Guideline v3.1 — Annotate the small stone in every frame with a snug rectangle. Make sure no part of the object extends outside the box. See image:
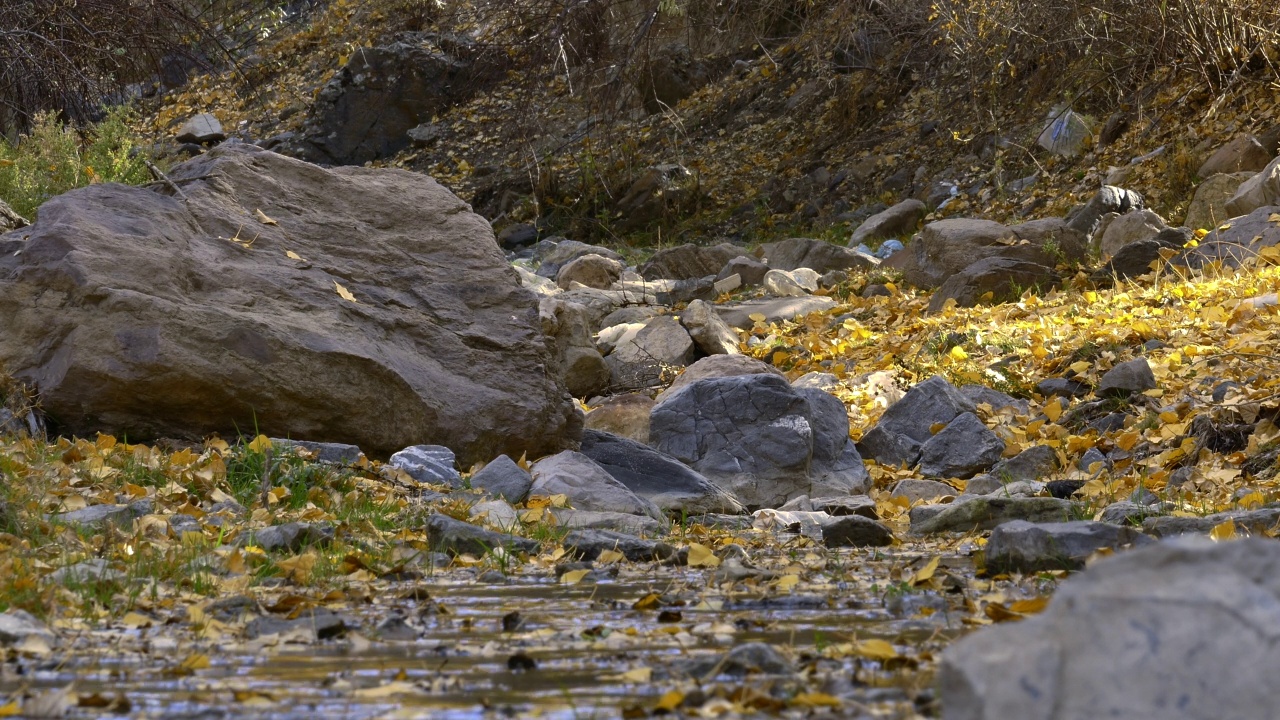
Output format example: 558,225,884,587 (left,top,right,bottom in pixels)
470,499,520,530
680,299,740,356
911,497,1077,534
822,515,895,547
244,522,334,552
556,253,624,290
271,438,364,464
686,642,795,678
55,504,137,529
0,610,55,647
175,113,225,144
891,478,959,503
1037,377,1091,398
1097,358,1156,397
562,529,678,562
1046,479,1086,499
389,445,462,487
49,559,125,585
425,514,540,556
984,520,1152,573
468,455,533,503
918,412,1005,478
